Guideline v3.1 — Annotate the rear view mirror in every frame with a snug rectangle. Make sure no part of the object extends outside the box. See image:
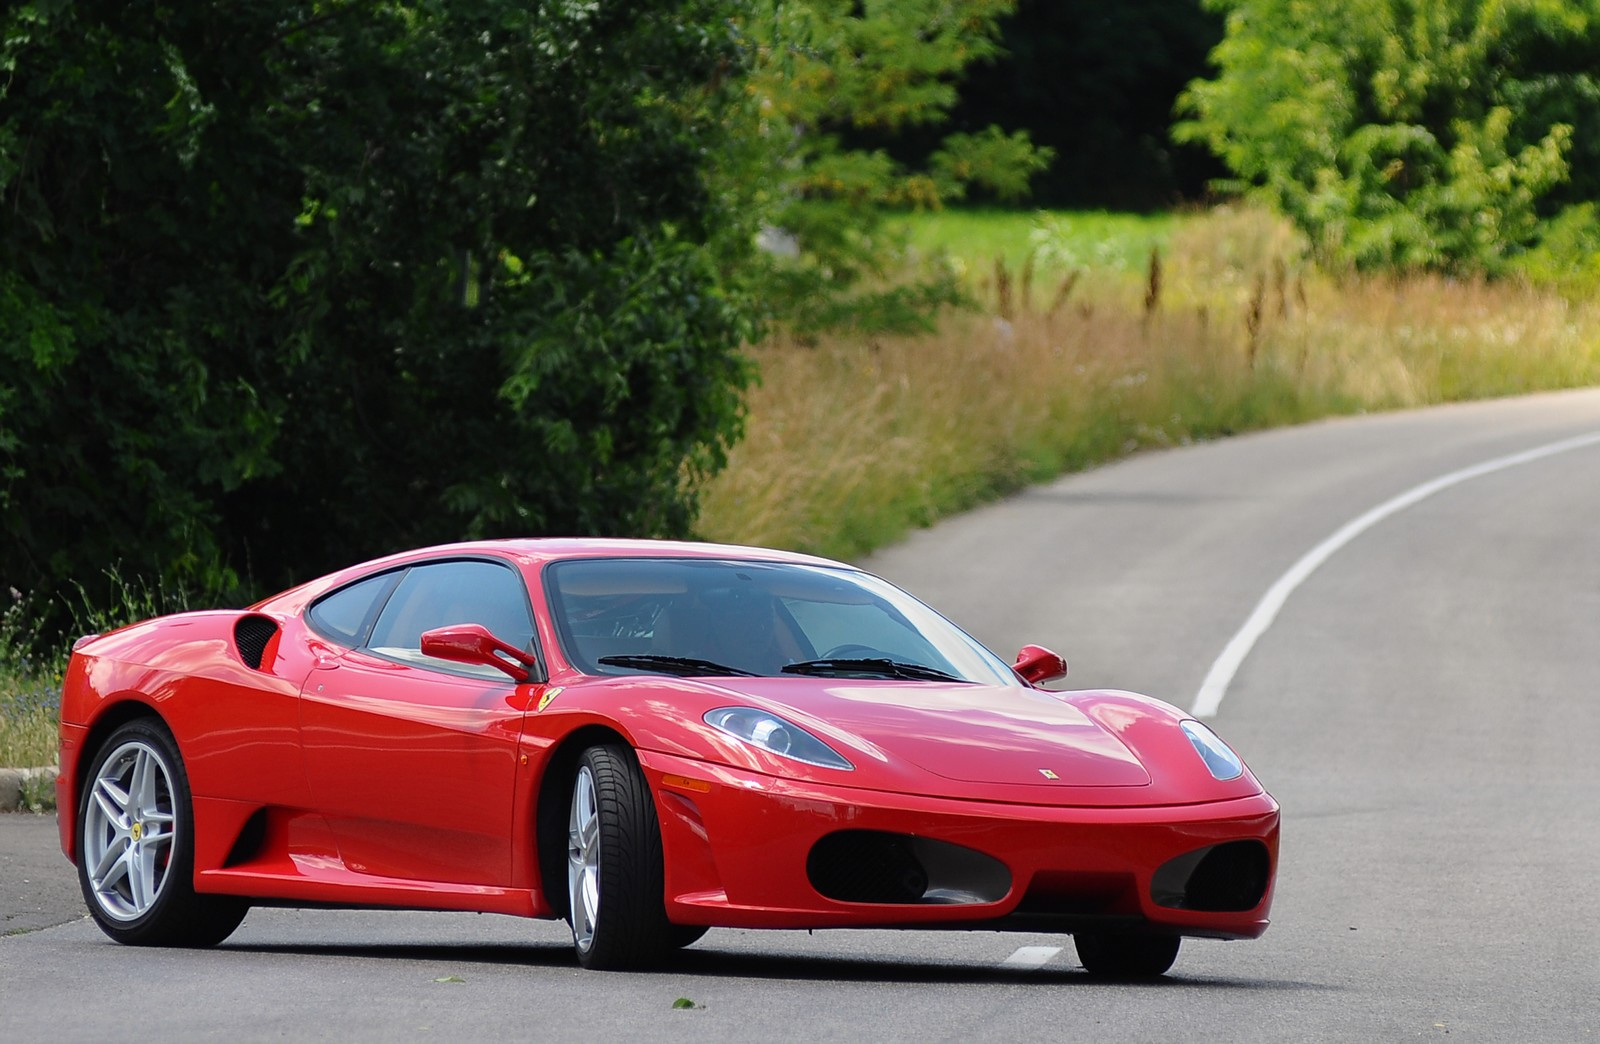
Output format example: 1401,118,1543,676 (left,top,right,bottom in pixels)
420,623,538,682
1012,644,1068,686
